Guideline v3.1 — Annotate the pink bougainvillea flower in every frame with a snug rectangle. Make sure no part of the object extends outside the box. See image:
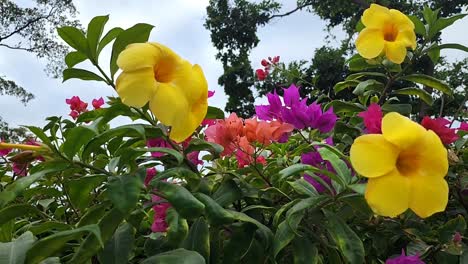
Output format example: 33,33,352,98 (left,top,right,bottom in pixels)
272,56,280,64
201,90,217,127
145,168,157,187
261,59,269,67
236,136,255,168
0,139,12,156
187,151,203,166
358,103,383,134
460,122,468,131
256,69,268,81
151,195,171,233
421,116,458,145
256,155,267,166
386,249,424,264
12,162,28,176
92,97,105,109
69,110,79,120
146,138,173,157
205,113,244,155
208,90,215,98
66,96,88,112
